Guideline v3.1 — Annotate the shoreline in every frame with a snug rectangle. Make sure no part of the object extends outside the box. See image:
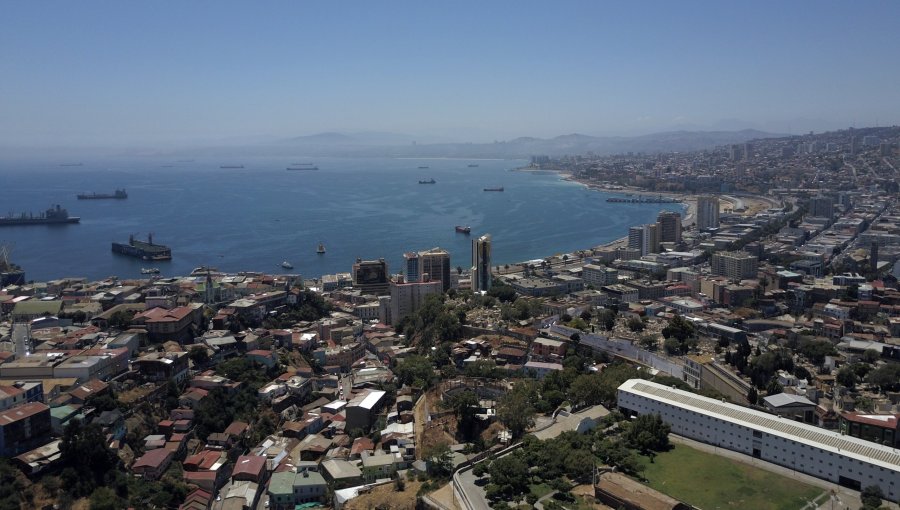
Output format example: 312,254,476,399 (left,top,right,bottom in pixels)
499,168,693,275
